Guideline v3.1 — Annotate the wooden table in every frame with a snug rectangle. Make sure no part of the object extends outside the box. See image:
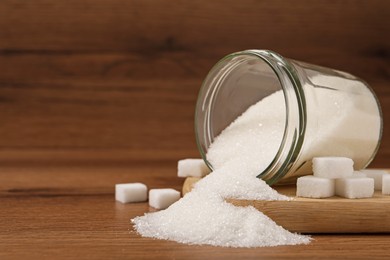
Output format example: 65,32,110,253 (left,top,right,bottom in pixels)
1,163,389,259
